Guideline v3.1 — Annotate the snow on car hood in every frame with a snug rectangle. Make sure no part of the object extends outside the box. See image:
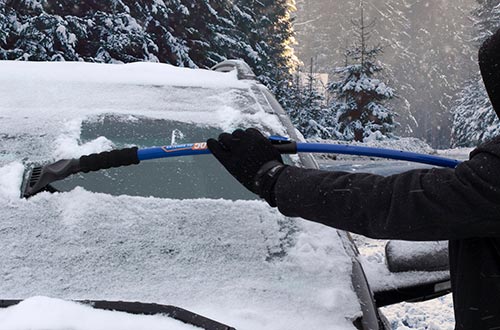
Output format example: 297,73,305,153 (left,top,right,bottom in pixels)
0,296,199,330
0,61,361,329
0,176,360,330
